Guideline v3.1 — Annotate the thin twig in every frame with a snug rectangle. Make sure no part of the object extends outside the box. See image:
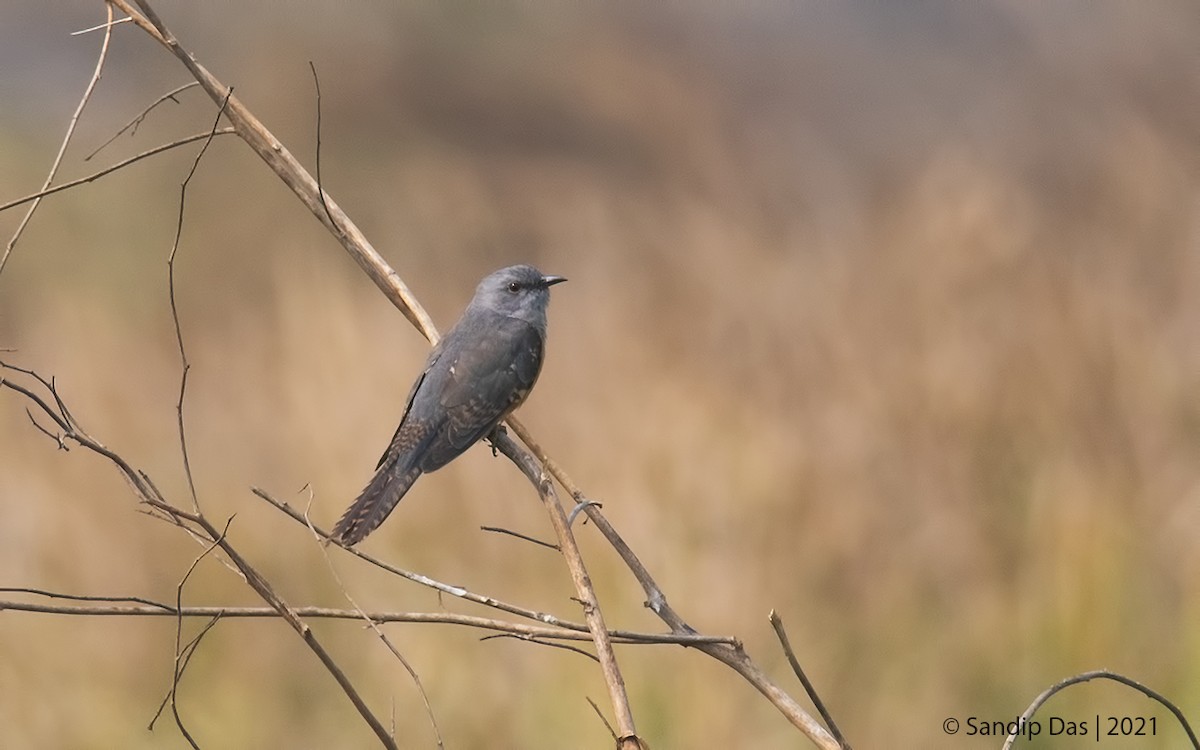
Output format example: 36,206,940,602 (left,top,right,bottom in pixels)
0,587,171,611
586,696,619,742
481,633,601,663
0,129,237,214
163,517,234,749
86,82,201,160
298,488,443,749
769,610,849,750
480,525,560,551
72,15,133,36
25,408,68,449
168,88,230,513
1001,670,1199,750
308,62,339,236
149,614,221,731
0,3,113,277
